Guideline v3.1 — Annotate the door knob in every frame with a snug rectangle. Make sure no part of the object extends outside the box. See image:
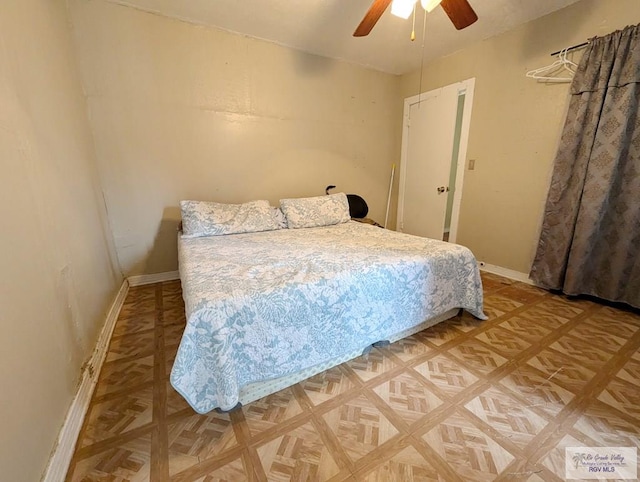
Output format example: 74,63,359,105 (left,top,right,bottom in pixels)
437,186,449,194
